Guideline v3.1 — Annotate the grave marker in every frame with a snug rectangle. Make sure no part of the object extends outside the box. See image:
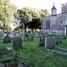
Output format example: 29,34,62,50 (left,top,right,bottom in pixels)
3,35,11,43
13,37,22,49
45,37,55,49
